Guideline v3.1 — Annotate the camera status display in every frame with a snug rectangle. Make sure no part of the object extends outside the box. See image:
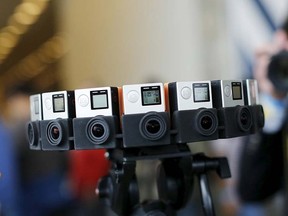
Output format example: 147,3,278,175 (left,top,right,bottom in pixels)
141,86,161,106
232,82,242,100
91,90,109,110
193,83,210,102
53,94,65,112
